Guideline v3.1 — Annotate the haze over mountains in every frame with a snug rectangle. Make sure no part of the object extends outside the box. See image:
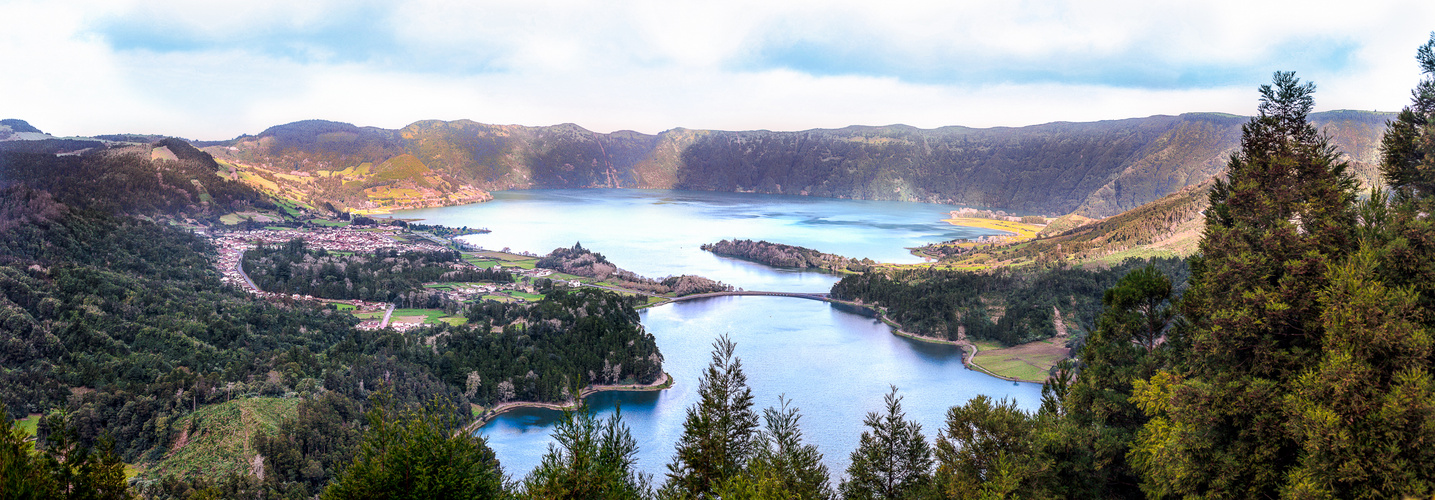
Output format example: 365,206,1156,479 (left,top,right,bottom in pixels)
3,111,1394,218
